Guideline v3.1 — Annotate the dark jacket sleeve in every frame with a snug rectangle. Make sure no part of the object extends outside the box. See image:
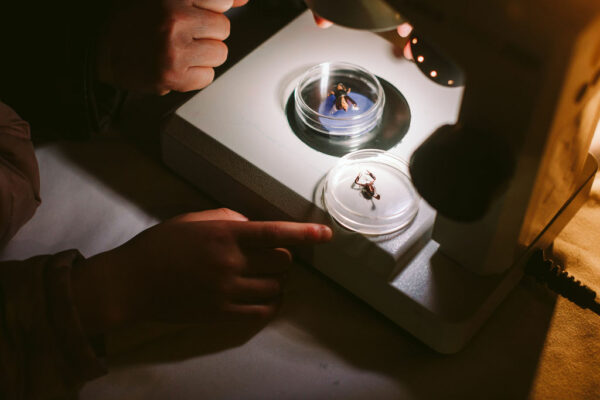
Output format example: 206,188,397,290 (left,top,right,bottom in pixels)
0,102,106,398
0,250,107,400
0,102,40,245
